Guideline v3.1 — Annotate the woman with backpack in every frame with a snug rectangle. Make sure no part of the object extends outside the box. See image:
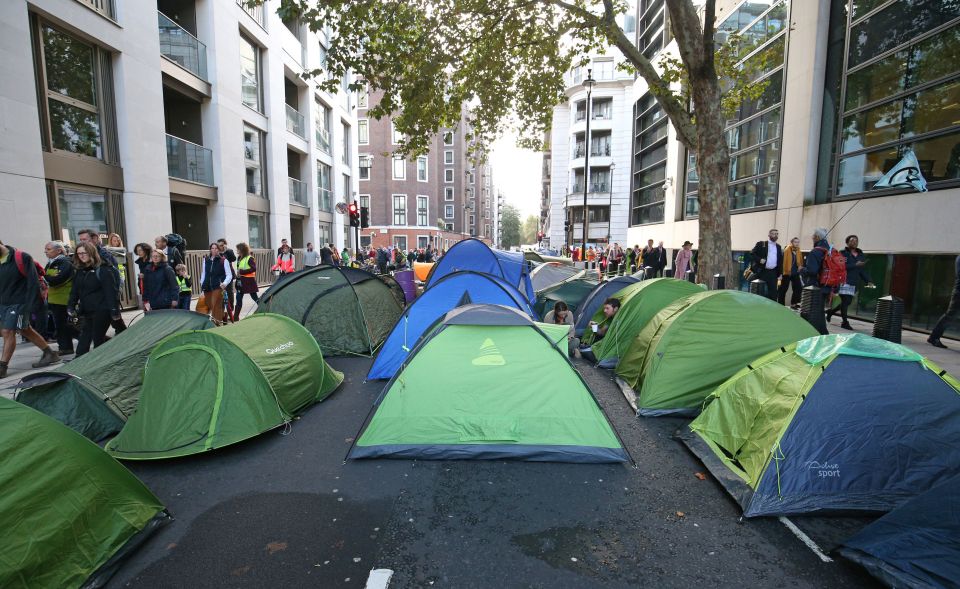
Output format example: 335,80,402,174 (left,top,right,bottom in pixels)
68,242,119,357
272,244,295,276
141,250,179,312
234,242,259,321
200,243,233,325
